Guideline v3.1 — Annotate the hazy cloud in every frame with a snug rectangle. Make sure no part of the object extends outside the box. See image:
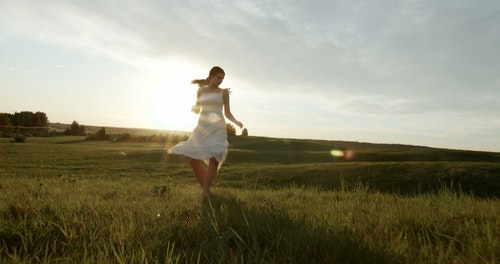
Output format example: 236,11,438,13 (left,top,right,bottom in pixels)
1,0,499,151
